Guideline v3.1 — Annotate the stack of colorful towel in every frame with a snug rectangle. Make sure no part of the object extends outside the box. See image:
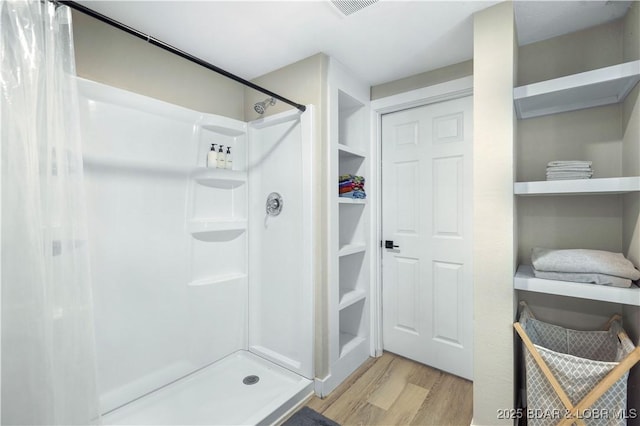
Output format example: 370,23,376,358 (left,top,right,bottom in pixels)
546,160,593,180
339,174,366,199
